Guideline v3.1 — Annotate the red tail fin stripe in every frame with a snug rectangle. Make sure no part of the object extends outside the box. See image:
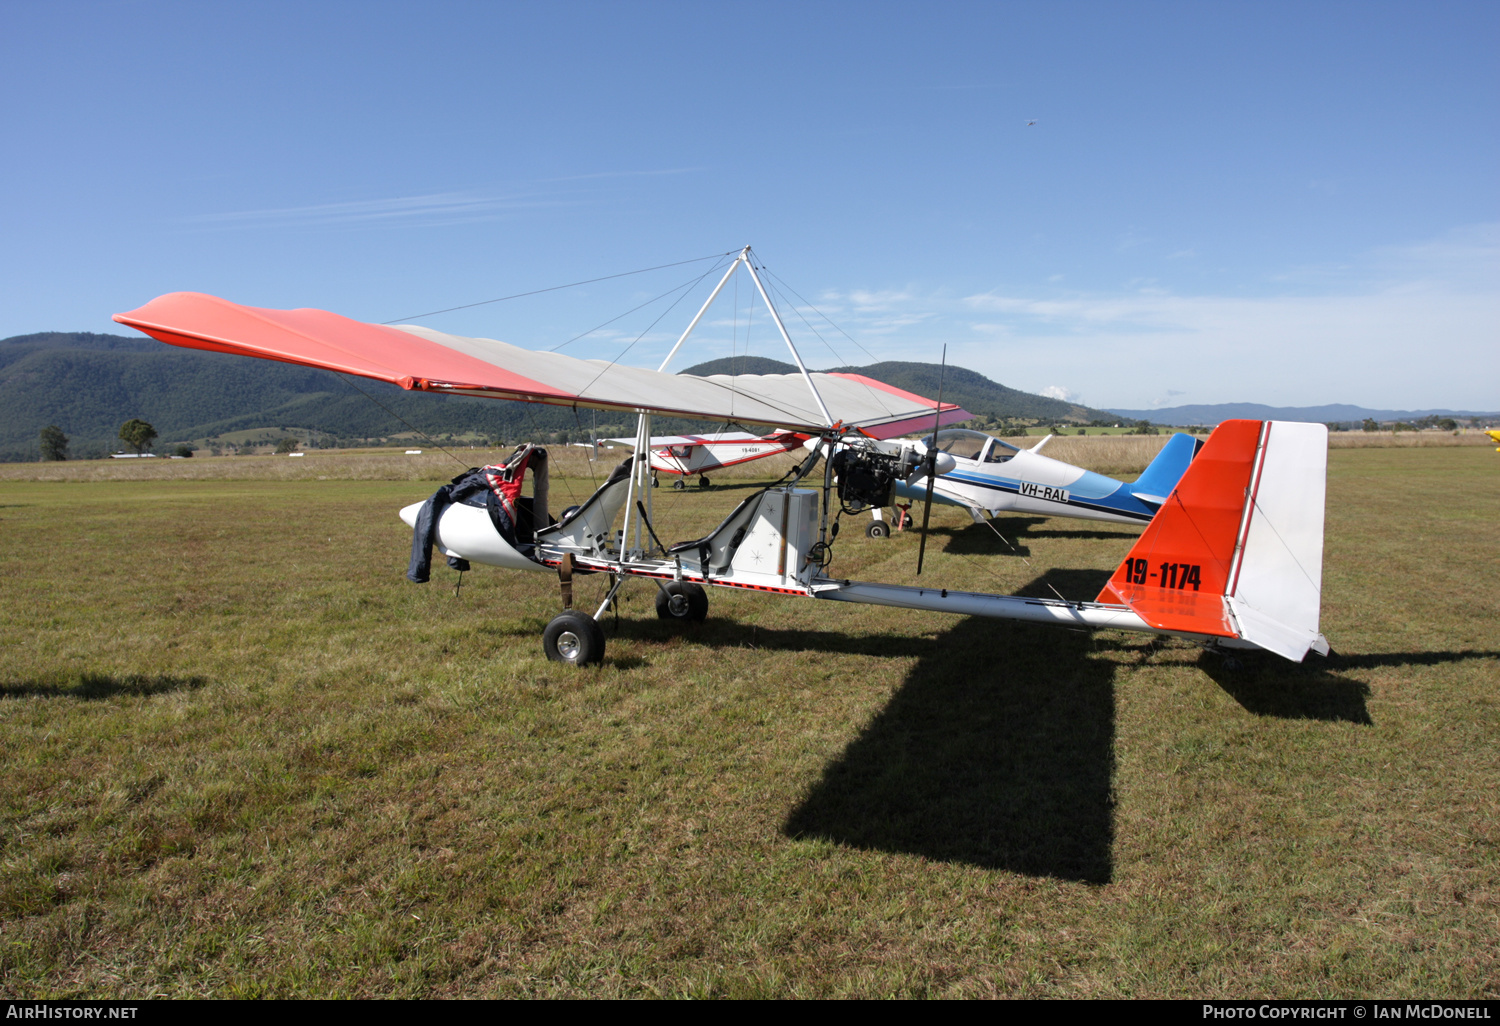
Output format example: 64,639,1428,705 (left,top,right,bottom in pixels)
1225,421,1272,600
